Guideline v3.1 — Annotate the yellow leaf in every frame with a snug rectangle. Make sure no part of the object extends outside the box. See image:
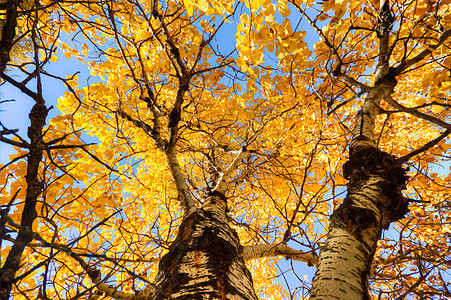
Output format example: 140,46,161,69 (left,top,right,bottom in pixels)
200,0,209,12
288,42,301,55
277,51,286,60
184,0,194,16
441,81,451,88
252,0,263,10
431,105,444,114
317,12,329,21
225,4,233,14
39,49,46,61
265,15,275,23
236,56,245,67
61,42,70,51
240,14,249,24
